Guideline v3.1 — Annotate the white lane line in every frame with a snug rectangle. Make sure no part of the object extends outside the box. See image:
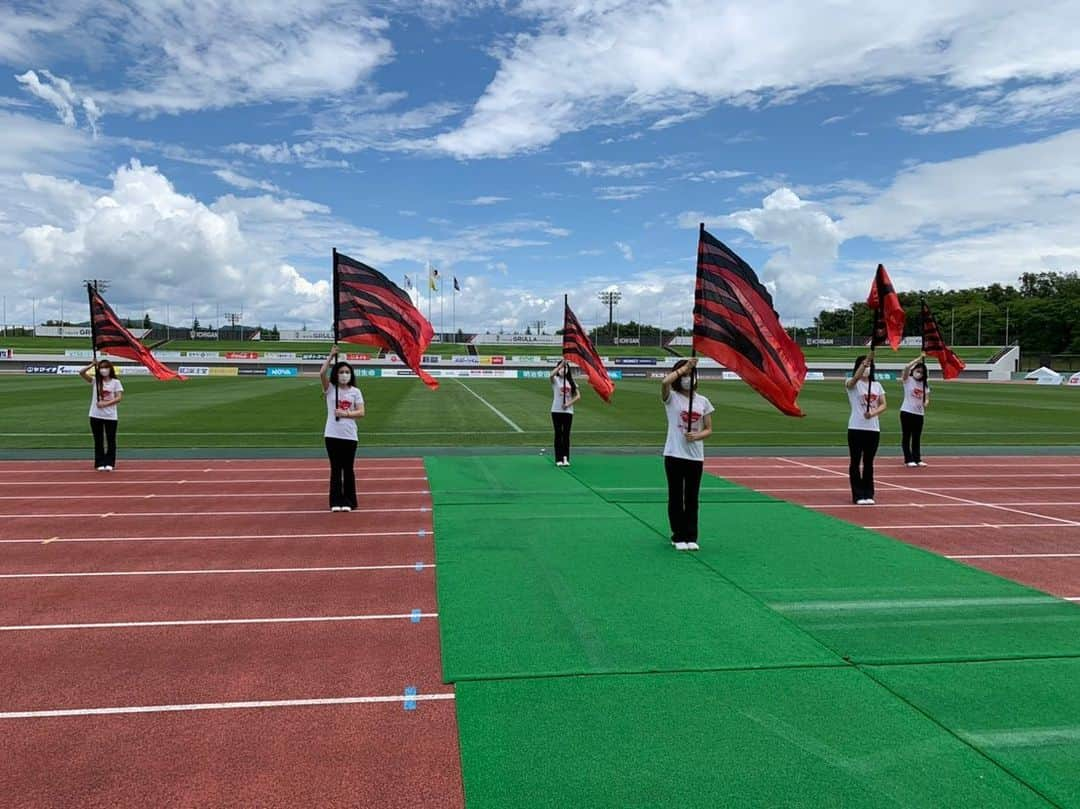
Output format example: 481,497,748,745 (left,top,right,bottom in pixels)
0,564,434,579
771,596,1059,612
0,693,456,720
0,613,439,632
756,486,1080,493
718,473,1080,480
454,381,524,433
808,502,1080,509
864,523,1080,530
0,507,431,519
0,477,428,486
0,530,431,545
776,458,1080,527
0,490,431,501
0,464,425,475
948,553,1080,559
